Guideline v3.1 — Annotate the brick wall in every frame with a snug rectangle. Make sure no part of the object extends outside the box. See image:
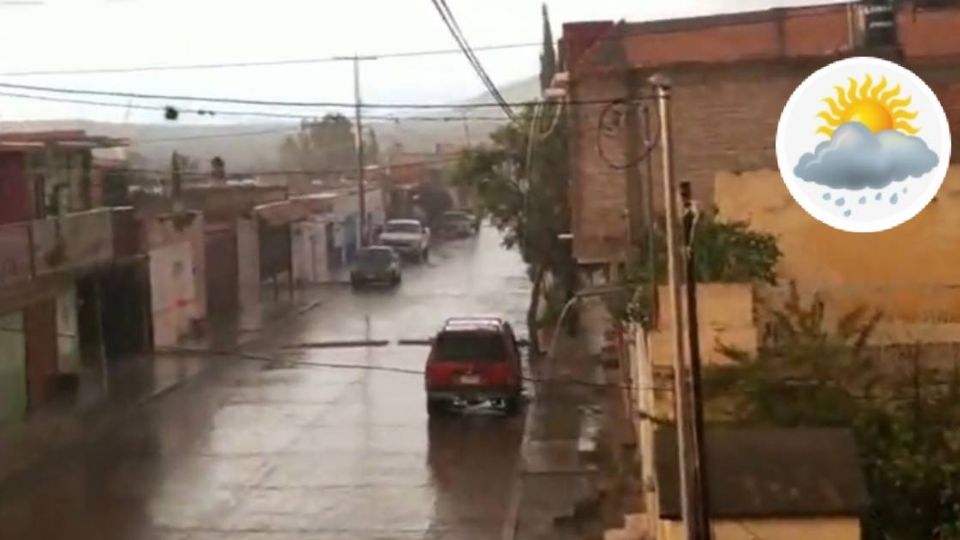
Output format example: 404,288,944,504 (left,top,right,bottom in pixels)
565,2,960,265
620,4,852,69
898,5,960,62
568,73,631,263
650,61,820,208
